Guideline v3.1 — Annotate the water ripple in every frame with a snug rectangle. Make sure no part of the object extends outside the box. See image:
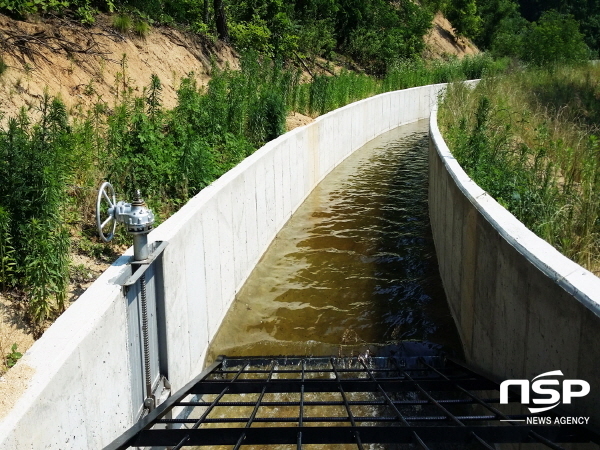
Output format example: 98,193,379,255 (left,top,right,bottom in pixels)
207,119,461,360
